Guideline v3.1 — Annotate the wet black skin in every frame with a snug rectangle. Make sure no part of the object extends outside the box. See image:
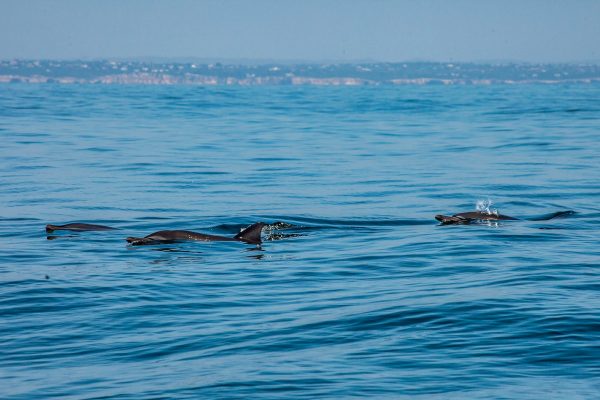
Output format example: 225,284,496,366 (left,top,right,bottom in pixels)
126,222,266,246
46,223,117,233
435,211,518,225
435,210,575,225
